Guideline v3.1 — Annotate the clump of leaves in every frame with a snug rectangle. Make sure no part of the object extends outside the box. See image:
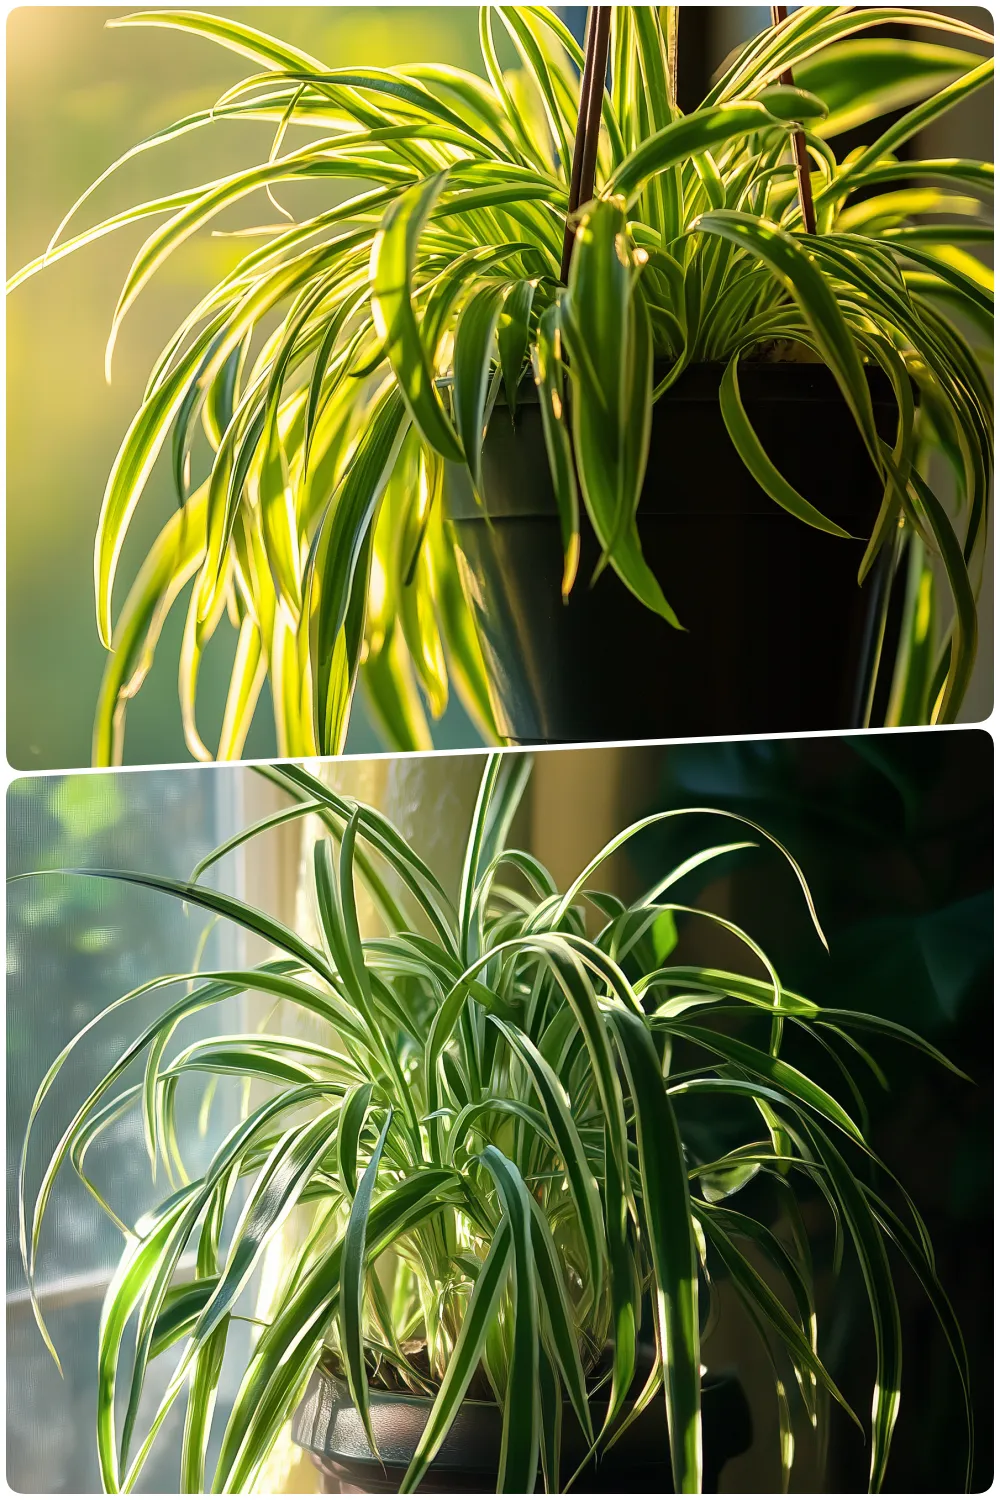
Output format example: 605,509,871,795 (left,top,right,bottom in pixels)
17,755,971,1492
8,8,993,757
